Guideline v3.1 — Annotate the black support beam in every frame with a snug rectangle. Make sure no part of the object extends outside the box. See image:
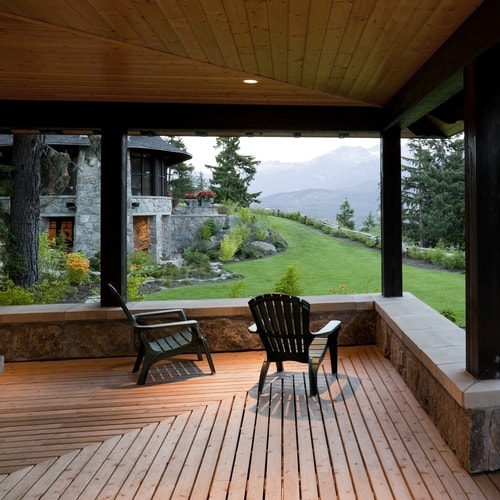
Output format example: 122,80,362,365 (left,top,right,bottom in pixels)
380,126,403,297
464,45,500,379
0,102,381,137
